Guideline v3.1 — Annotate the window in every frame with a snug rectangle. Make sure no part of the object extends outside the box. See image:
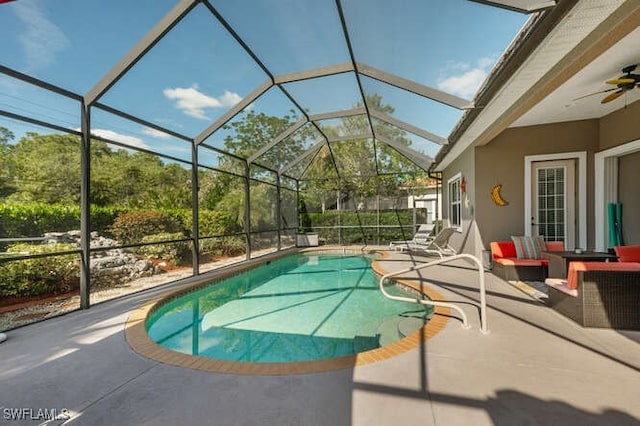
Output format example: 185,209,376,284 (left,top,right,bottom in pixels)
448,173,462,228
